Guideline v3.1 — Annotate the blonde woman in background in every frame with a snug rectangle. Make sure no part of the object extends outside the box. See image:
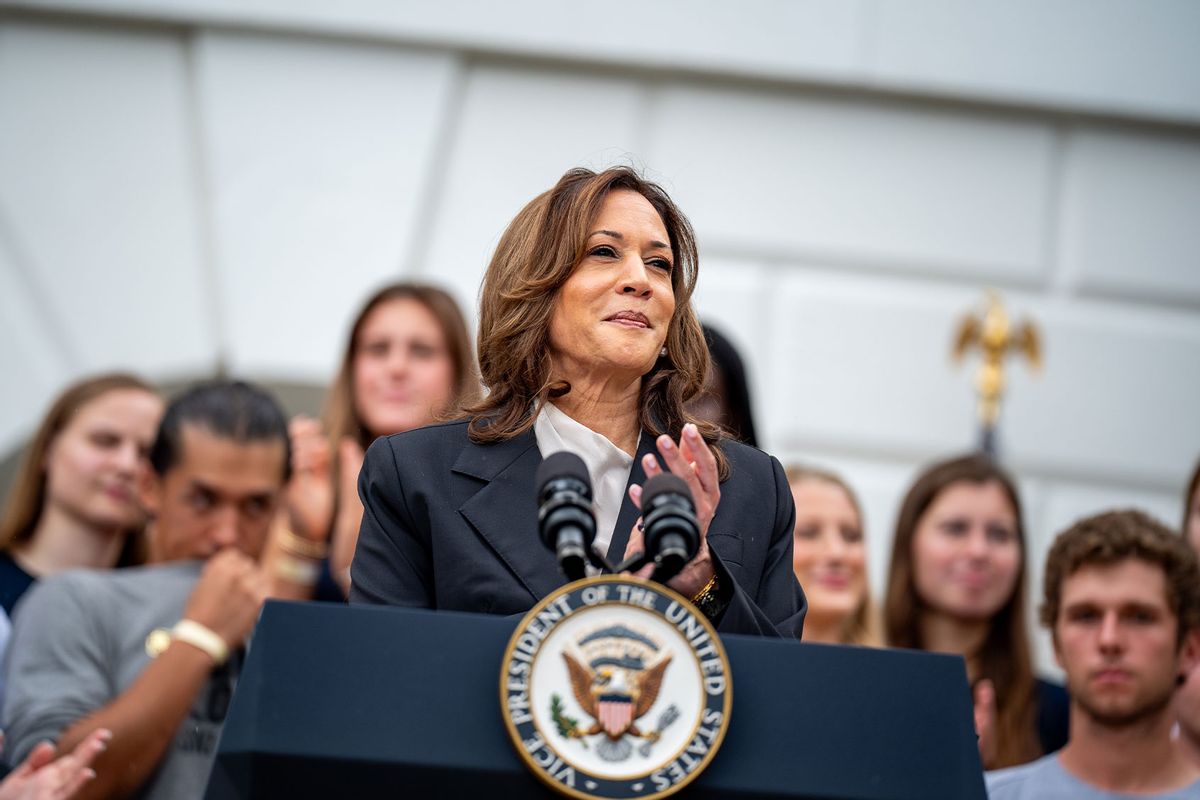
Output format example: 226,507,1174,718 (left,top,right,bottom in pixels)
267,282,478,600
786,466,880,646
